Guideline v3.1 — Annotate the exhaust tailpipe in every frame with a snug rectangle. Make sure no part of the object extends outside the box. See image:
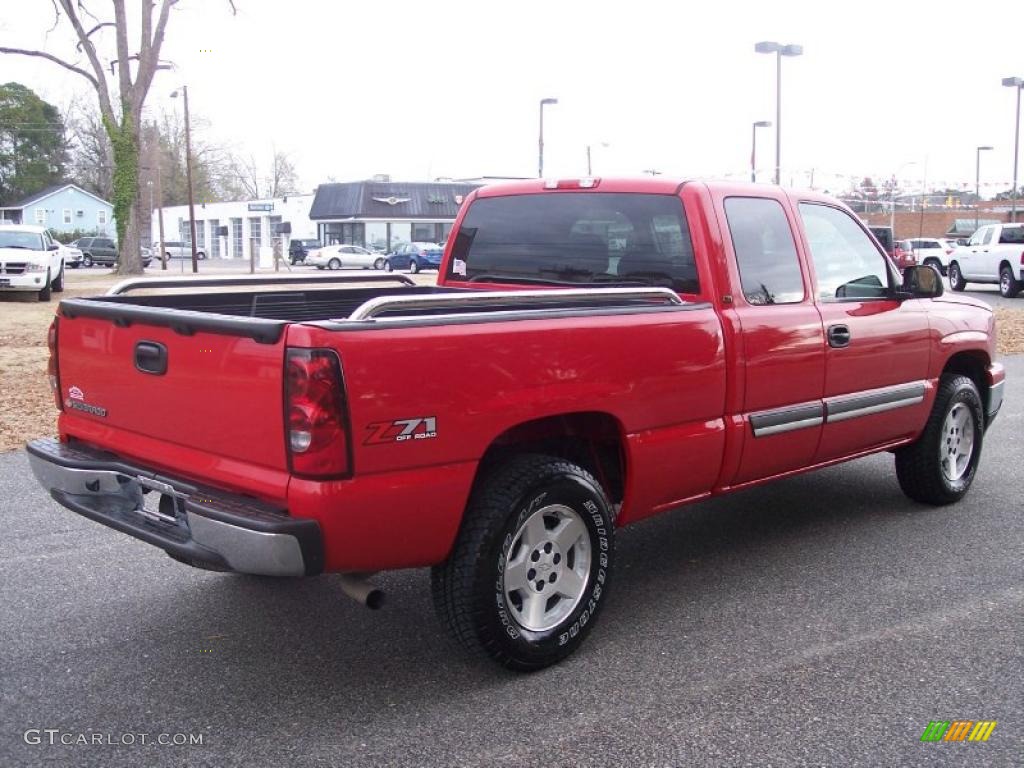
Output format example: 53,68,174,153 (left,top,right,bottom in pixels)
337,573,385,609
